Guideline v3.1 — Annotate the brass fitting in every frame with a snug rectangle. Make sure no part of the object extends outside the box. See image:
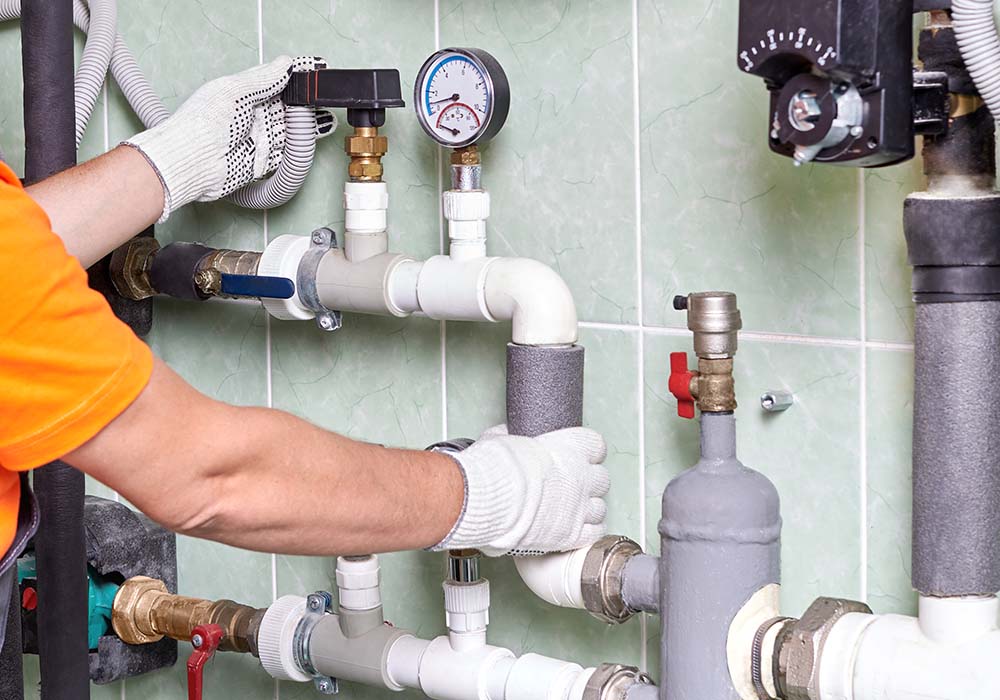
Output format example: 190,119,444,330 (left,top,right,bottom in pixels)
112,576,264,654
450,145,481,166
690,358,736,413
194,249,261,298
110,237,160,301
346,126,388,181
